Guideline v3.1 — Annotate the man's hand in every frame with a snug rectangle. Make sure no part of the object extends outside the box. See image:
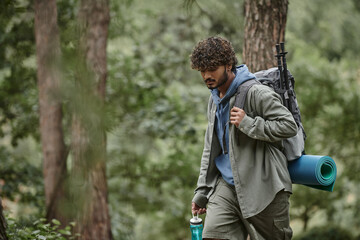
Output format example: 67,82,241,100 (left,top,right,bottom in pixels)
230,107,246,128
192,202,206,215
